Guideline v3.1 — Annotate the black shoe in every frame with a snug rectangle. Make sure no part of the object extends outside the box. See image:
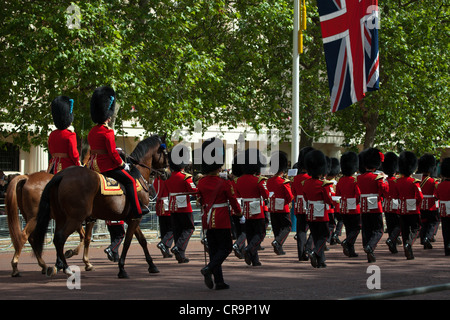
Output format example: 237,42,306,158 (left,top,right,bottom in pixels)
423,238,433,250
243,248,252,266
365,246,376,263
157,242,172,258
404,244,414,260
342,240,350,257
171,246,183,263
318,262,327,268
386,238,398,254
233,244,243,259
201,267,214,289
310,252,318,268
215,282,230,290
104,247,114,262
252,261,262,267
